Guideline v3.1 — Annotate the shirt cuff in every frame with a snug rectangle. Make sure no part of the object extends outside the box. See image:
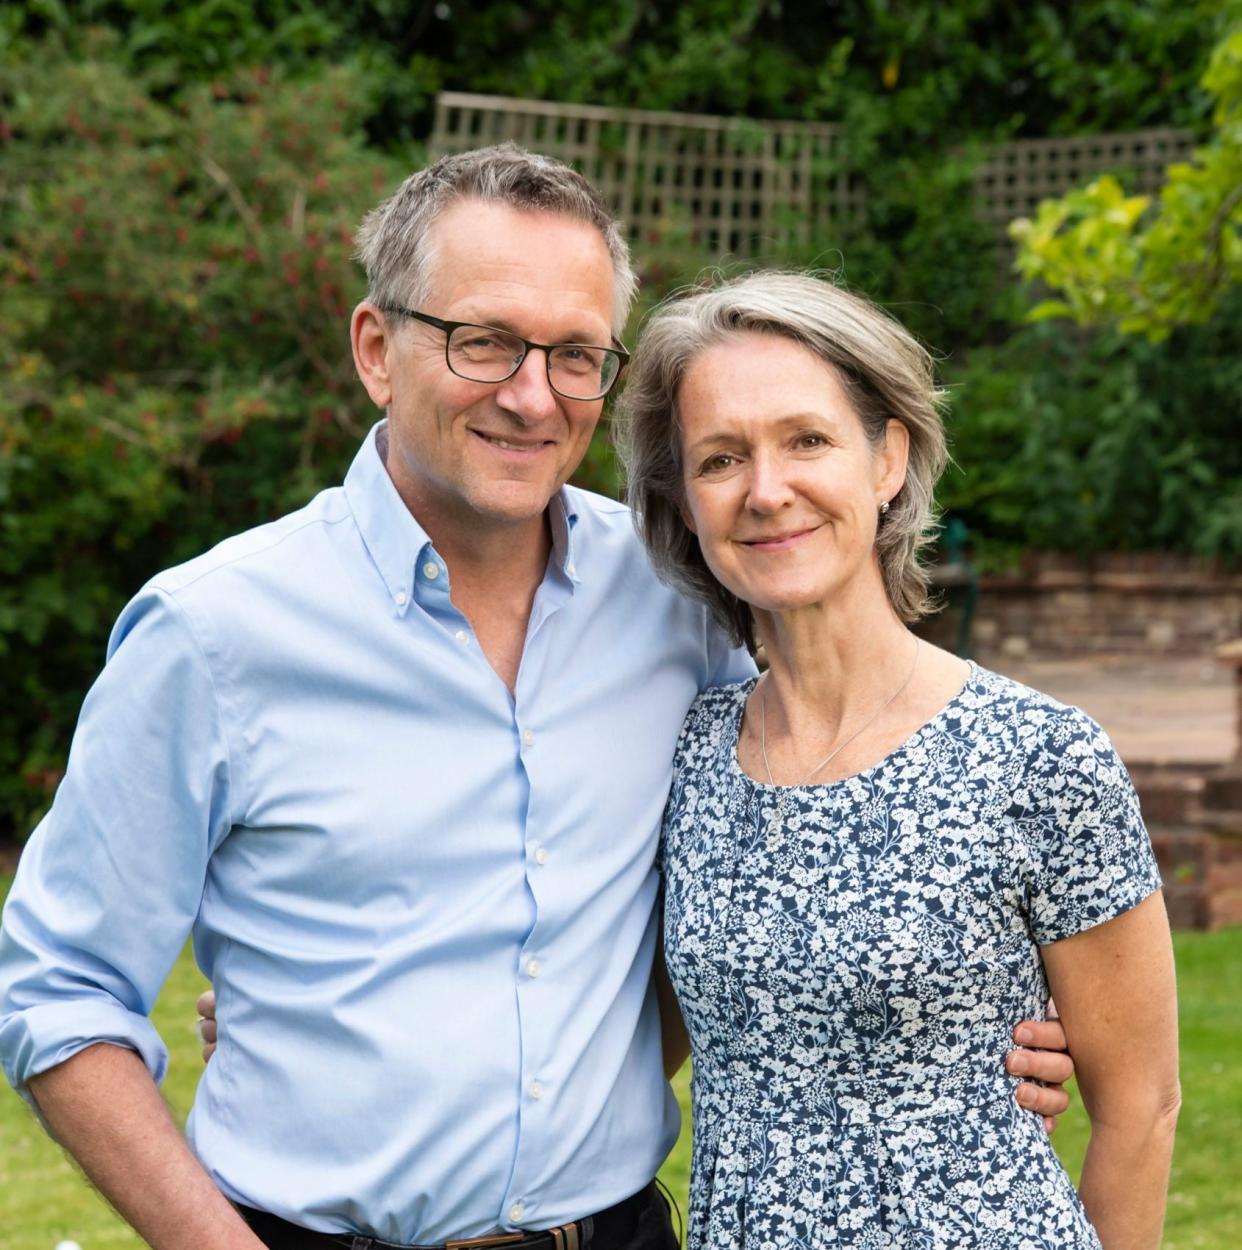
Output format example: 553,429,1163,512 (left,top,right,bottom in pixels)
1,997,169,1108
